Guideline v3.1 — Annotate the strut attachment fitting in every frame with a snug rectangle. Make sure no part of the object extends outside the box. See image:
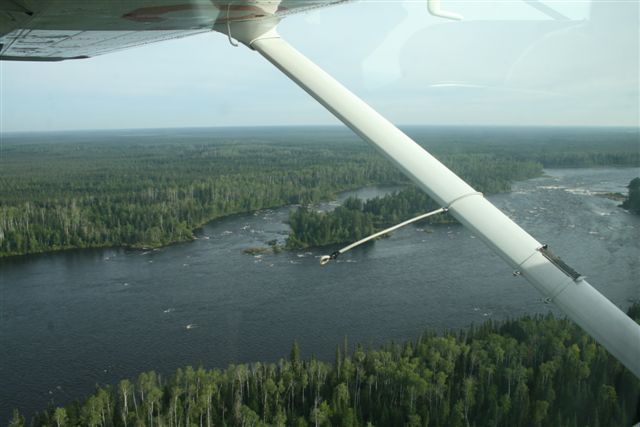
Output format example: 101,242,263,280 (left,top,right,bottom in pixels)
538,244,584,281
